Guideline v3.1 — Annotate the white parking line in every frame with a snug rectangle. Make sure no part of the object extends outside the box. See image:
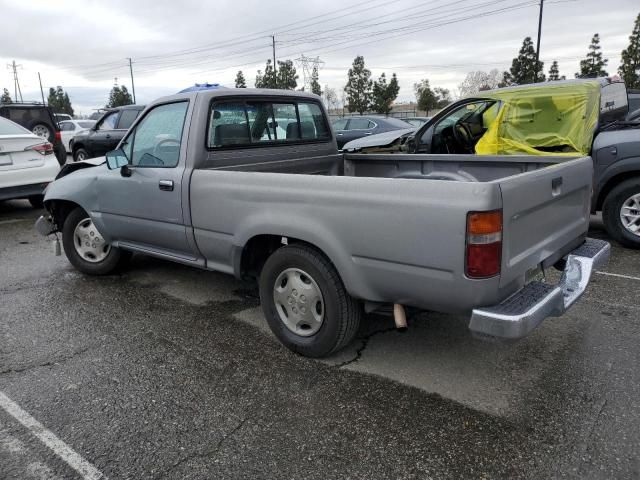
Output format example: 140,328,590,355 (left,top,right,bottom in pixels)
0,392,105,480
596,271,640,282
